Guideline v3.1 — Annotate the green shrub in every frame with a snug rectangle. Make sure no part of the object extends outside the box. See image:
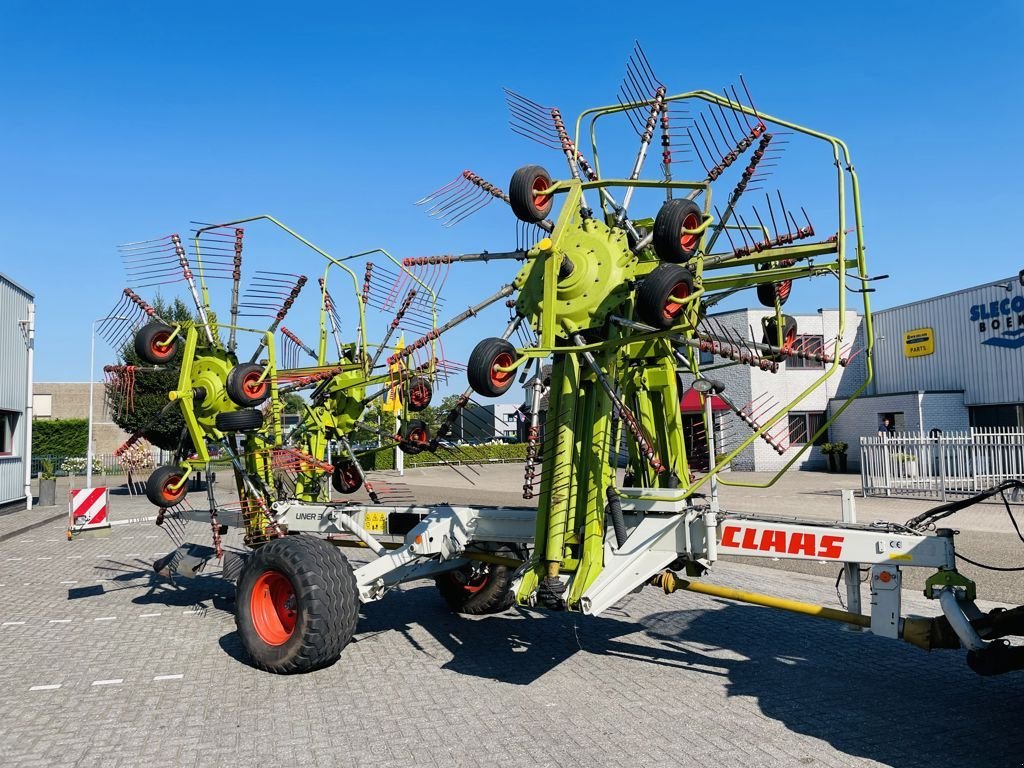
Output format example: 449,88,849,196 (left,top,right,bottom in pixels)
369,441,527,470
33,419,89,456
